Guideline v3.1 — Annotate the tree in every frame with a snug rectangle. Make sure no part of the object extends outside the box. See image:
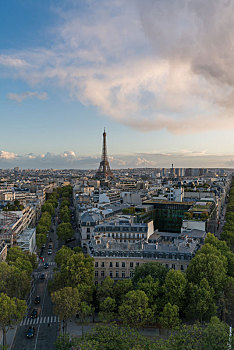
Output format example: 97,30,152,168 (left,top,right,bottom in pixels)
205,233,234,277
202,316,230,350
133,262,168,286
6,247,34,275
36,233,47,249
57,223,74,241
42,202,55,216
51,287,80,334
186,243,227,293
75,324,151,350
99,297,116,323
185,278,216,322
163,270,187,310
77,302,92,338
55,246,74,267
113,279,133,306
136,275,159,306
0,293,26,347
0,263,31,299
119,290,153,328
96,277,114,304
159,303,180,330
